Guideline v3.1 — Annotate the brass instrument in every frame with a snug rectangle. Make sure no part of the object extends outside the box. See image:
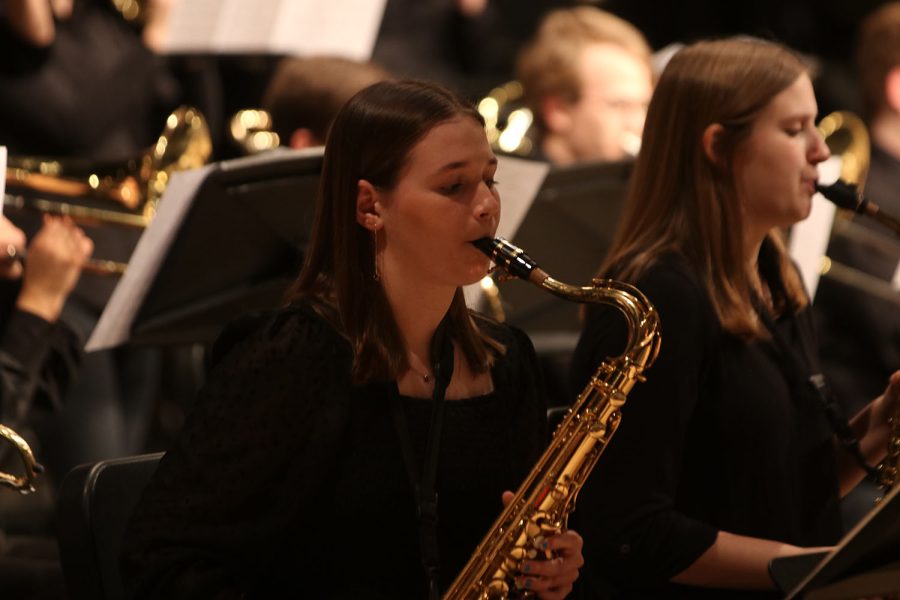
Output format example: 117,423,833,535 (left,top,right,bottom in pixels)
0,424,42,494
444,237,660,599
478,81,535,157
874,407,900,492
229,109,281,155
817,111,869,187
3,106,212,274
815,112,900,494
